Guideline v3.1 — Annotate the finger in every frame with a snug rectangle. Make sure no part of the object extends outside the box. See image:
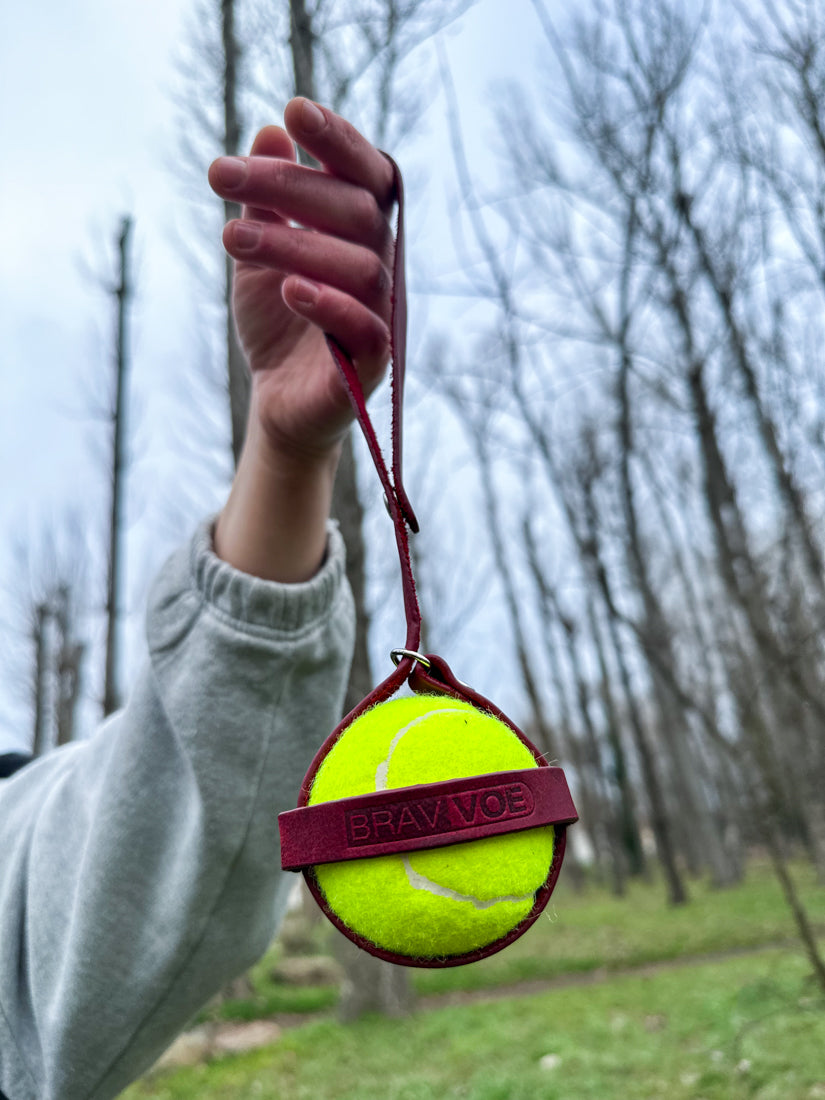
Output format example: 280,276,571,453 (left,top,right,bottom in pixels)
248,124,294,158
243,126,296,222
282,276,389,396
209,125,297,226
283,98,395,210
209,157,392,257
222,219,391,321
